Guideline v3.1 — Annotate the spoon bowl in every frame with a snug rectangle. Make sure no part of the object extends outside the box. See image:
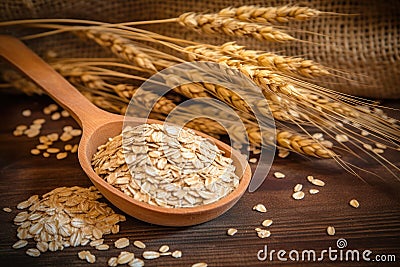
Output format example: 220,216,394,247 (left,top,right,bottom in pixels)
0,35,252,226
